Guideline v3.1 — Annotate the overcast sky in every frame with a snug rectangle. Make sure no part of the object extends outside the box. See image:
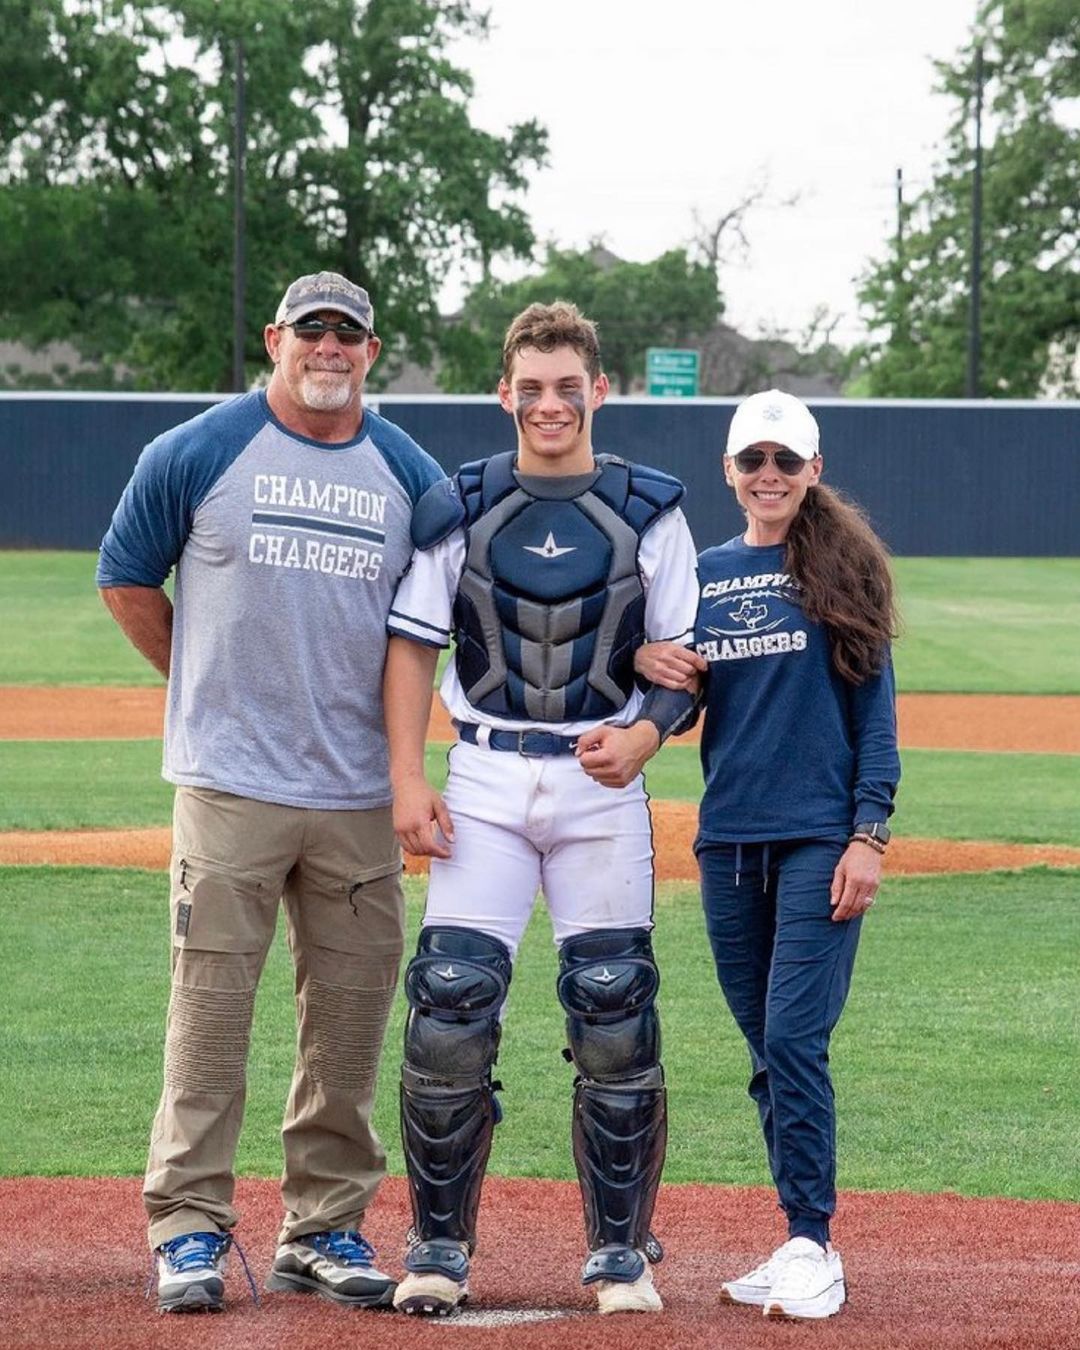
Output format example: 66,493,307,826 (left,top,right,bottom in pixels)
447,1,979,346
